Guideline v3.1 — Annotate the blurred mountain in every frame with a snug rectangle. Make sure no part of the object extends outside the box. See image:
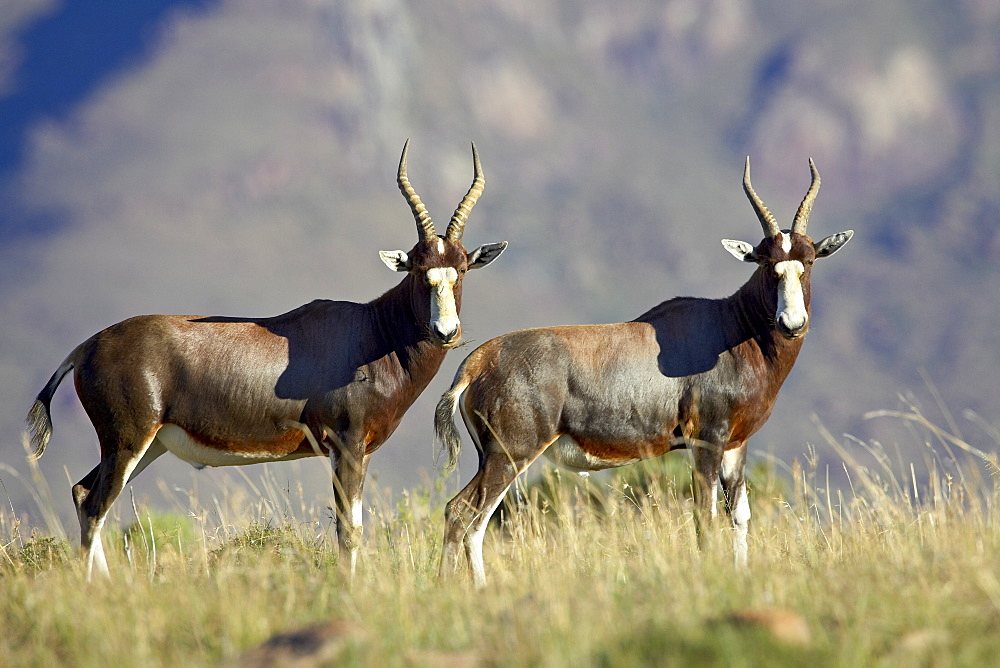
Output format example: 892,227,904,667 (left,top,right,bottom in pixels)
1,0,997,528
